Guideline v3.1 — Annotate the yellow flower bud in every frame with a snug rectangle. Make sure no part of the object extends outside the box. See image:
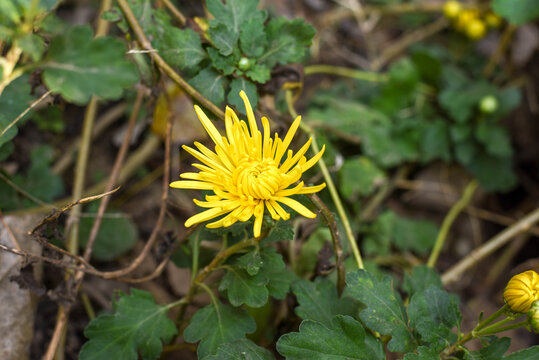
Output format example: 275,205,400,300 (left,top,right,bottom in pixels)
485,12,503,28
504,270,539,313
465,19,487,40
529,301,539,333
455,9,479,32
443,1,462,19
